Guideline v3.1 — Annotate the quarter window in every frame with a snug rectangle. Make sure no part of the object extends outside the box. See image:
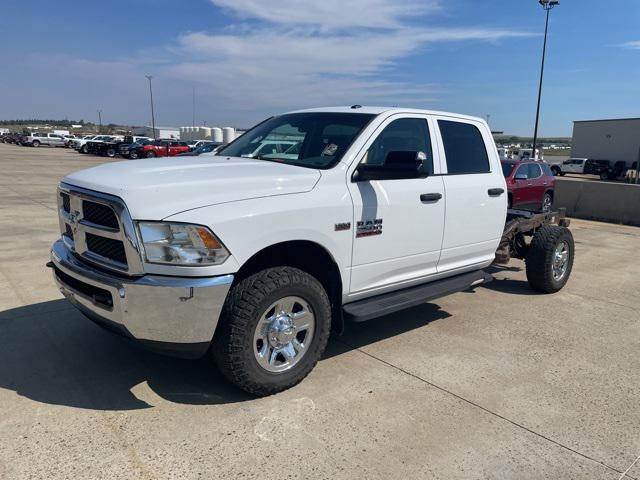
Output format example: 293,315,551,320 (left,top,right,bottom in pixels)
438,120,490,174
364,118,433,174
